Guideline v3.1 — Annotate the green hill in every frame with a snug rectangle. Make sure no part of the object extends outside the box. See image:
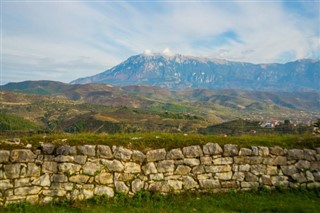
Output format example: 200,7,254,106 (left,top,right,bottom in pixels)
0,113,39,131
